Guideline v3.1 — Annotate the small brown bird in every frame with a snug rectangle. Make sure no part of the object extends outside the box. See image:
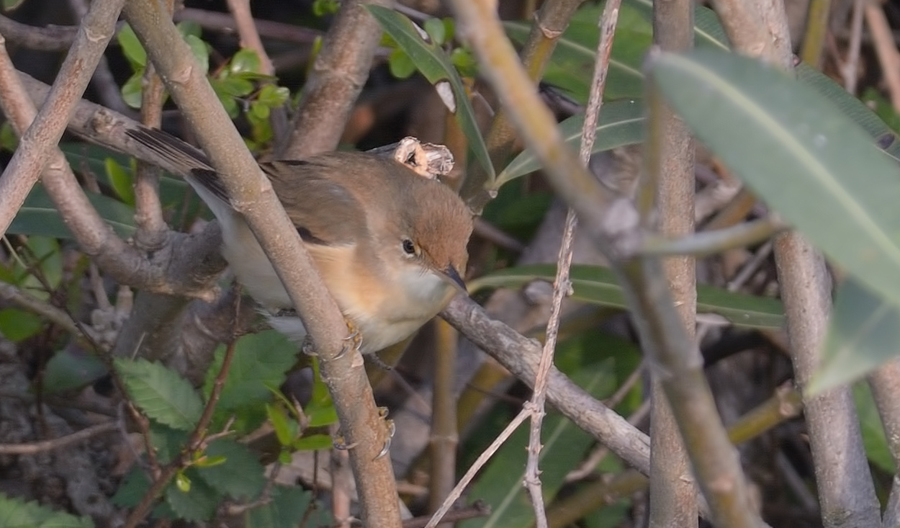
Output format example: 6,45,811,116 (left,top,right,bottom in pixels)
127,128,474,354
